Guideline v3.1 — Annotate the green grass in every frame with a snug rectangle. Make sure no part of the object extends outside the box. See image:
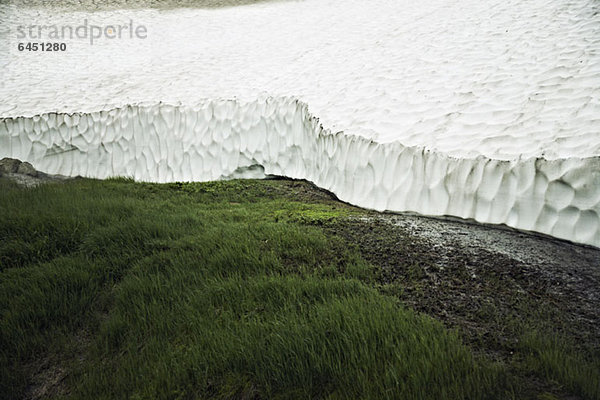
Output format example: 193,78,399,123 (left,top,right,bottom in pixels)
0,178,597,399
519,331,600,400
